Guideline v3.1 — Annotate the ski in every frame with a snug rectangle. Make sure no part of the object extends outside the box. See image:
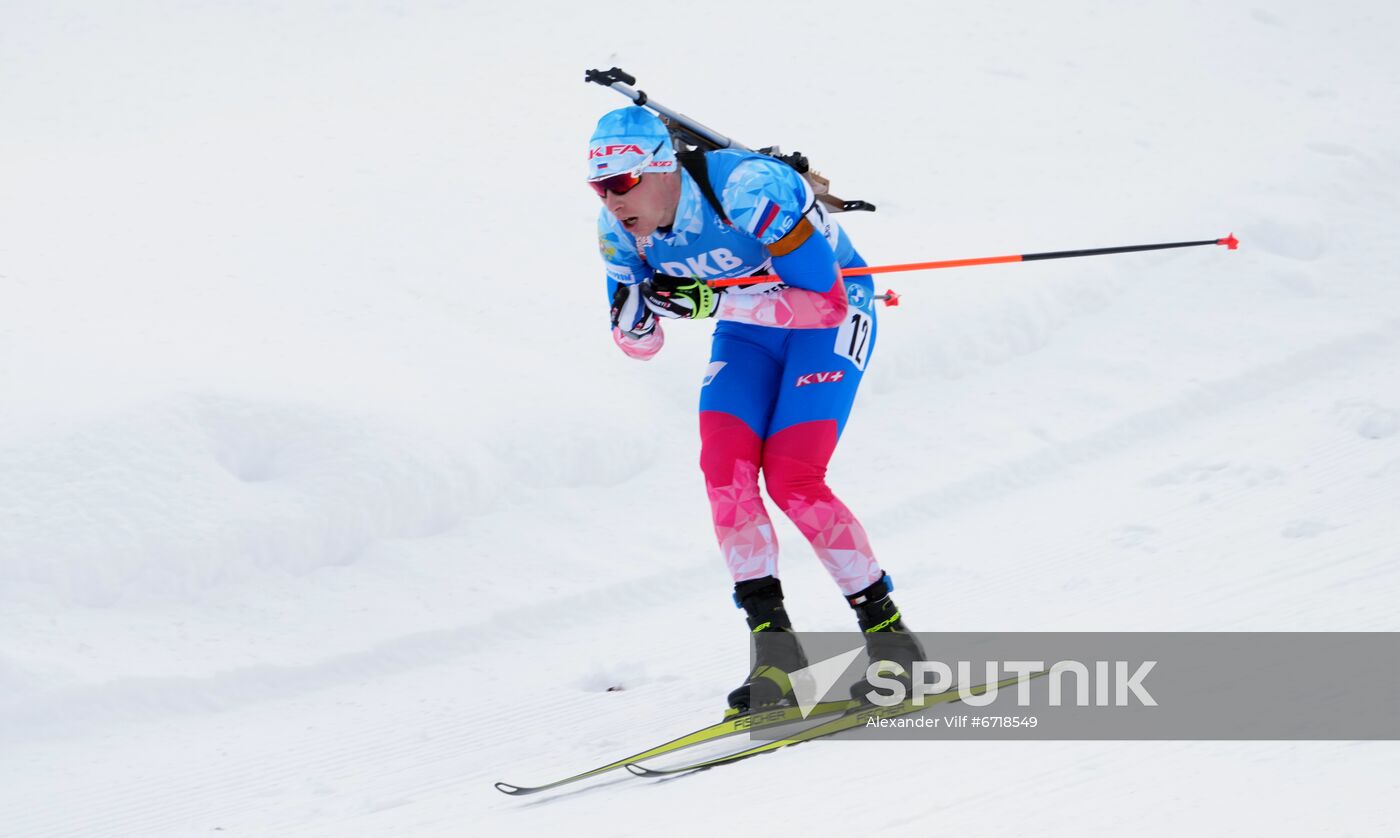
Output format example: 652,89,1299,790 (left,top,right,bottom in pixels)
494,698,855,796
625,671,1044,778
